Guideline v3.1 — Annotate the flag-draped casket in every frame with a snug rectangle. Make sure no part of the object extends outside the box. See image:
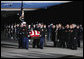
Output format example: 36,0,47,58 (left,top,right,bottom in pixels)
29,30,40,39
